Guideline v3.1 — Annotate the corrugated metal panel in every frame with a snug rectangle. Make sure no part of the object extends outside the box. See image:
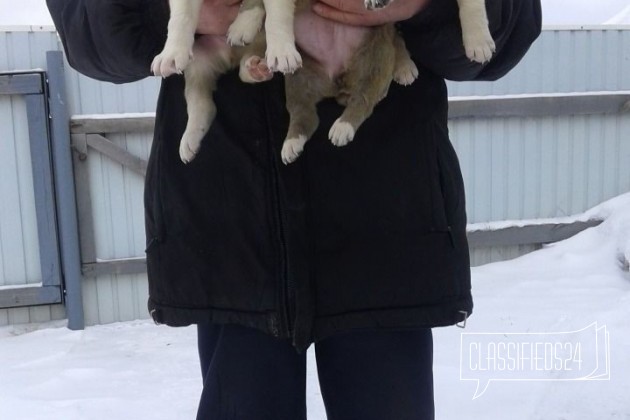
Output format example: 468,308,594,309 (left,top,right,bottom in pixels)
453,111,630,266
4,30,627,107
82,274,148,326
0,95,41,288
0,94,66,325
445,28,630,266
65,69,160,115
0,30,158,325
0,31,67,324
447,29,630,96
82,132,152,325
89,132,151,259
2,29,629,324
450,113,630,223
0,31,161,115
0,30,57,70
